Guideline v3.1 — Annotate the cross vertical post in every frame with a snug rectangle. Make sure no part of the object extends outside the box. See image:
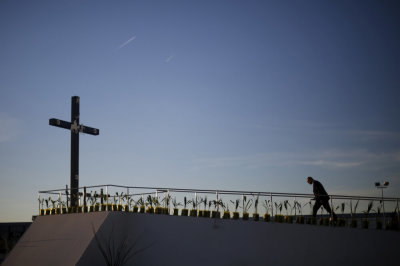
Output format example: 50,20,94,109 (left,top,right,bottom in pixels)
71,96,79,207
49,96,99,208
